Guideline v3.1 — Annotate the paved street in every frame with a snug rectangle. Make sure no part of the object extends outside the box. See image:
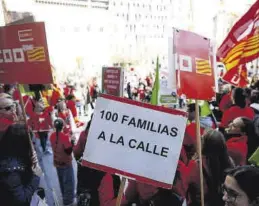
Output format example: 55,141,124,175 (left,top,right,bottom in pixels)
35,109,92,206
